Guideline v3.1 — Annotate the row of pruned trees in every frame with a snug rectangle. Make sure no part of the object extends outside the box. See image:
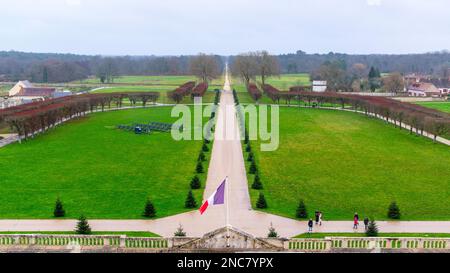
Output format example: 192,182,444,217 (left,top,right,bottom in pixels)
261,84,450,140
0,92,160,139
167,81,196,103
247,83,262,101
